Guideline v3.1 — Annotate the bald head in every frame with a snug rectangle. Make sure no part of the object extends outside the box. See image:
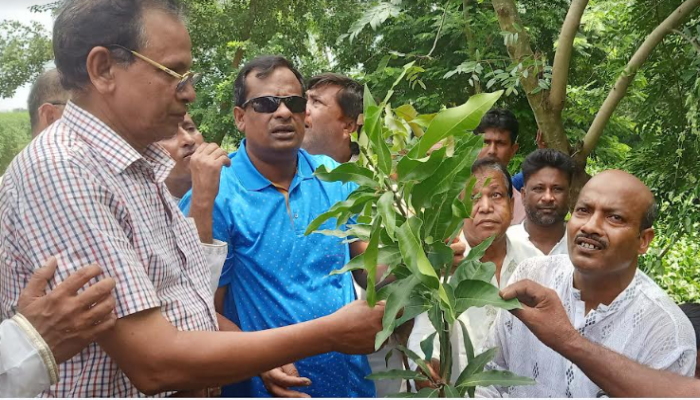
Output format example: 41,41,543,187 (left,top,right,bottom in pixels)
583,170,657,231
